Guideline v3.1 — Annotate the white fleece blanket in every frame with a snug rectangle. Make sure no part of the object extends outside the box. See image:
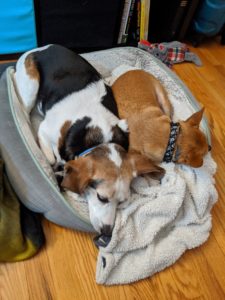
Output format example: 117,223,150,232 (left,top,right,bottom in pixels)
96,66,218,285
